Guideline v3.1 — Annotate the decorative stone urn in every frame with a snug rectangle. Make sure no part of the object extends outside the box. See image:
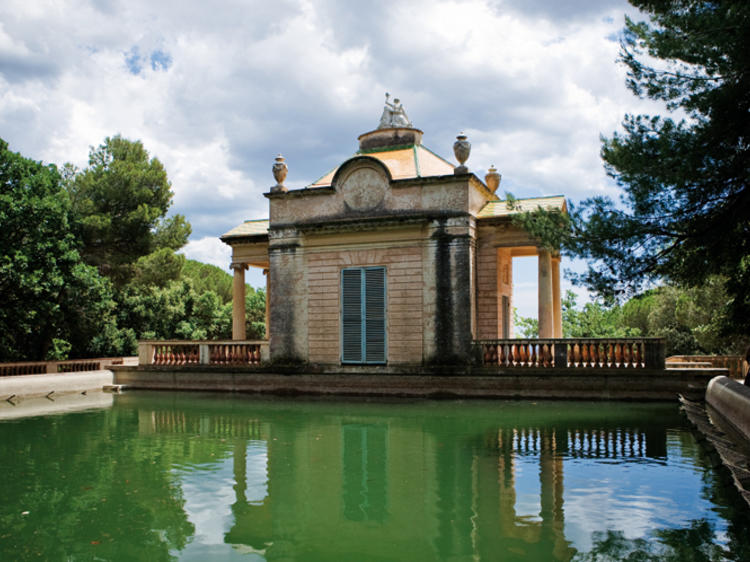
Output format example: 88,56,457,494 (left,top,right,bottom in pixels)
485,165,501,192
453,133,470,174
271,154,288,193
